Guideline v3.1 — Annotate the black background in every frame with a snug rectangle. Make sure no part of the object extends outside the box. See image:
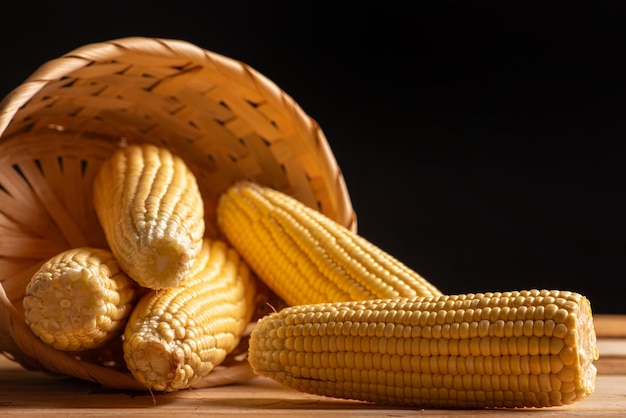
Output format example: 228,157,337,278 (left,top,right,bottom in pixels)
1,3,624,313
